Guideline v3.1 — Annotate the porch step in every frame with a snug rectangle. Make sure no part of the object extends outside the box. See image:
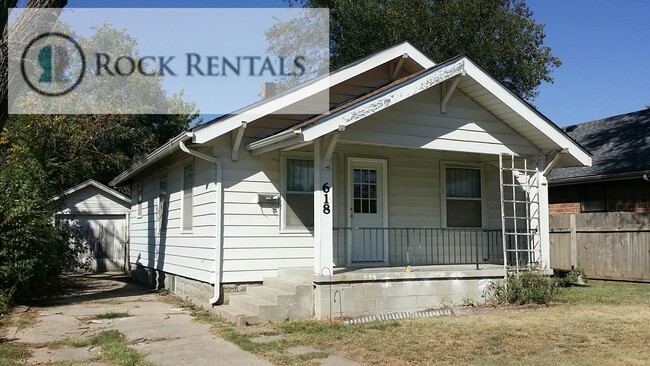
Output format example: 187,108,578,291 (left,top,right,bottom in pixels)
263,277,312,294
278,267,313,283
245,285,294,303
215,272,314,325
213,304,257,326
